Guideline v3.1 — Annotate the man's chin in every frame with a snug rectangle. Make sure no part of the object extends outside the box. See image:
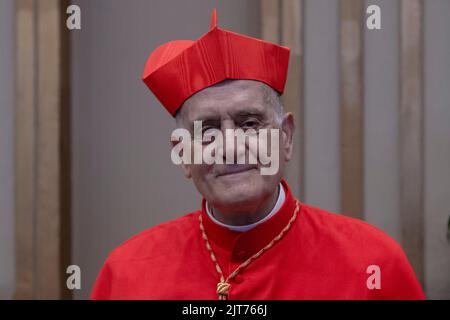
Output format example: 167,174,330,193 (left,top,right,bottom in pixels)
202,169,272,209
210,182,263,209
